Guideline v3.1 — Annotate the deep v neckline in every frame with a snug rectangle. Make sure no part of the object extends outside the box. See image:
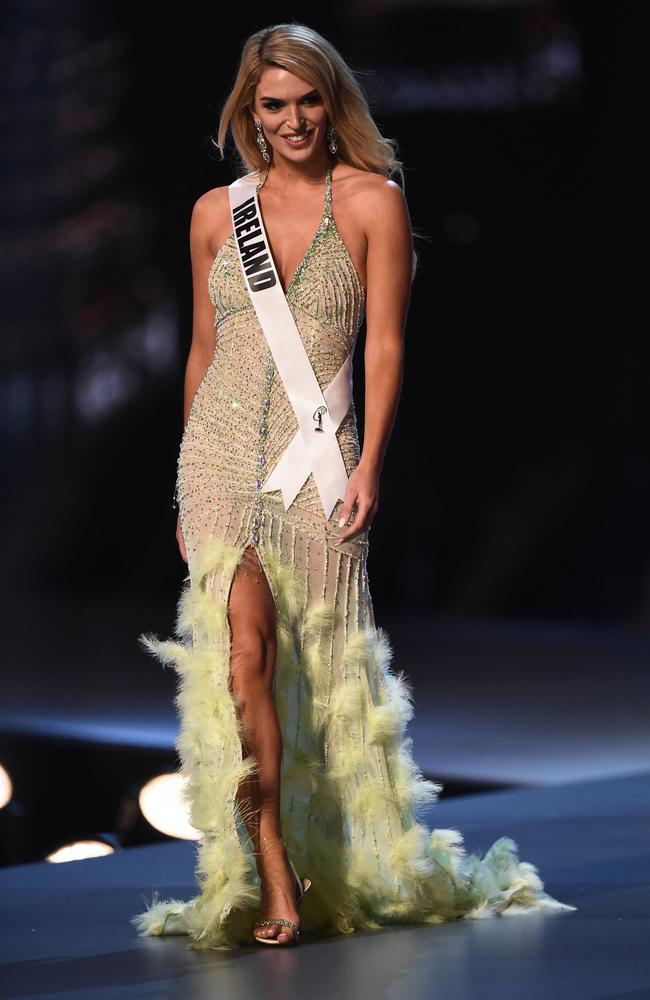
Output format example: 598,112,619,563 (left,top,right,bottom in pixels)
255,165,332,297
